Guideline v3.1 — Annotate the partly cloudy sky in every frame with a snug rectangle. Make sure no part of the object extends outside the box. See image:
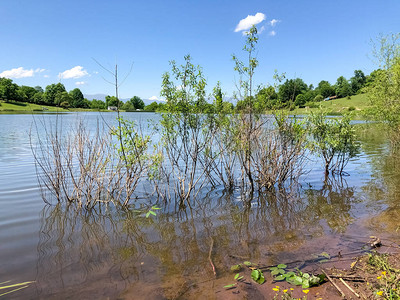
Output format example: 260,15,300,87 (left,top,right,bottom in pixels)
0,0,399,99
